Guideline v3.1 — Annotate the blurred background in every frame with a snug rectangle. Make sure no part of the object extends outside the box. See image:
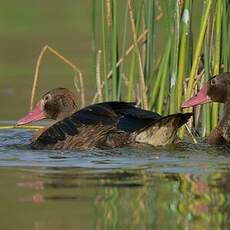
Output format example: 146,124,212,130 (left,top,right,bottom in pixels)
0,0,93,120
0,0,205,121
